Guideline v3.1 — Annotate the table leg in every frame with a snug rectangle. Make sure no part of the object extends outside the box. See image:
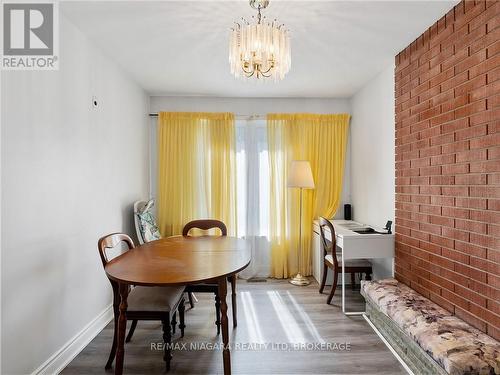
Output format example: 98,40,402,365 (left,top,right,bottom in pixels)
218,276,231,375
115,283,129,375
230,275,237,328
